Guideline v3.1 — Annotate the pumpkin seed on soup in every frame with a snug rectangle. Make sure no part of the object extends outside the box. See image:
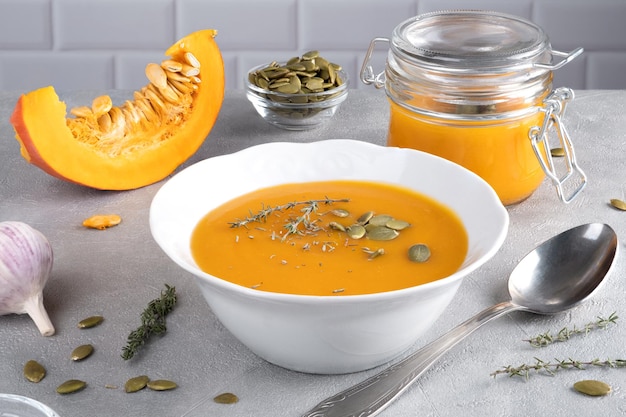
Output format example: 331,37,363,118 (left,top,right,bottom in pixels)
357,211,374,225
23,360,46,383
330,209,349,218
386,219,411,231
366,226,399,241
368,215,394,227
408,244,431,263
329,221,346,232
367,248,385,260
347,224,366,239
